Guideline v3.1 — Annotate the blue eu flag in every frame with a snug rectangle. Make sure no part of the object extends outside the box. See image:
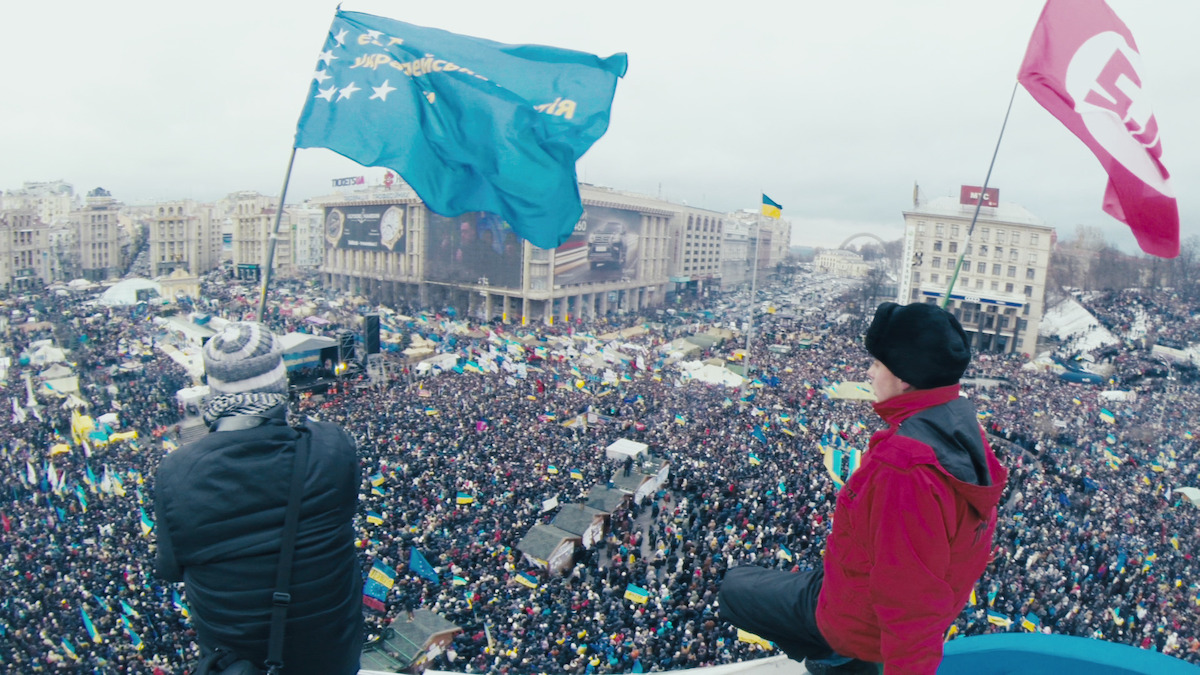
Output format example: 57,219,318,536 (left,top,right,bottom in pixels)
295,10,627,249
